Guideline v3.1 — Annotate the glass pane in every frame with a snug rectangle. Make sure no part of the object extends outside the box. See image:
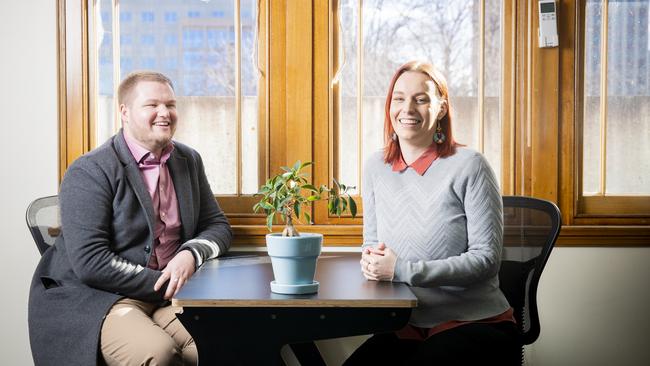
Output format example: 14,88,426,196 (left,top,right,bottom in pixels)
93,0,260,196
343,0,490,191
484,0,502,183
240,0,259,194
338,0,360,194
360,0,392,191
95,0,115,146
583,0,602,195
605,0,650,194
